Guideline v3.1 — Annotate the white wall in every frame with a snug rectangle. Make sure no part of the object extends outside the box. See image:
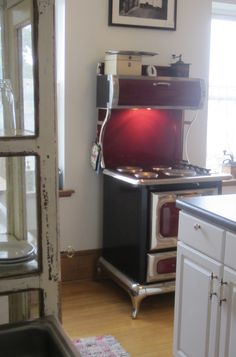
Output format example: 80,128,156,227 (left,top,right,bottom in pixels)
59,0,212,252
